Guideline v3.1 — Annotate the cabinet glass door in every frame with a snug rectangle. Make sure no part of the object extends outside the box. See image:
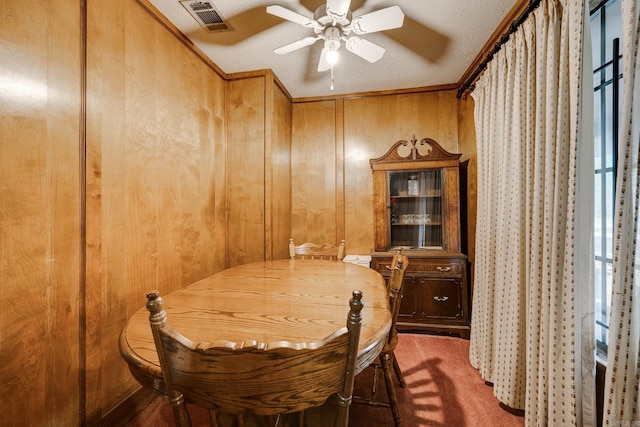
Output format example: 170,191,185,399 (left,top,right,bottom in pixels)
388,170,443,250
